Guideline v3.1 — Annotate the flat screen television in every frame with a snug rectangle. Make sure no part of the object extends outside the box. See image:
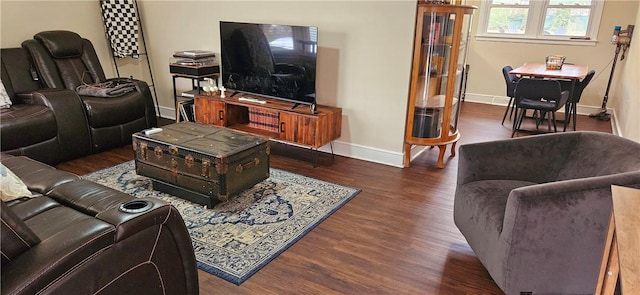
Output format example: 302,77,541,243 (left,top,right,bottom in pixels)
219,21,318,112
